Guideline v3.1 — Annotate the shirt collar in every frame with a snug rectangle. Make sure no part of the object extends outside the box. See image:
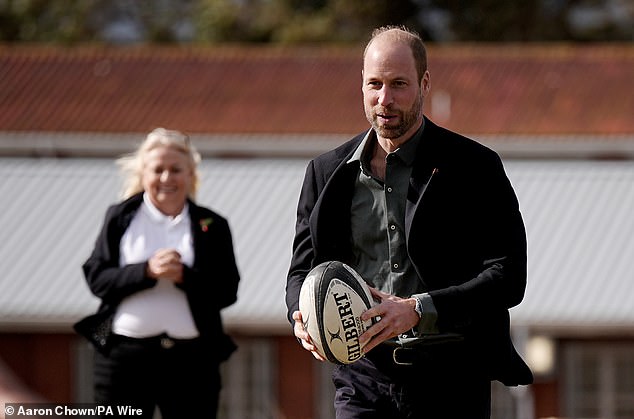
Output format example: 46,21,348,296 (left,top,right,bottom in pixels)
142,192,189,224
347,120,425,169
395,121,425,167
347,129,373,166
